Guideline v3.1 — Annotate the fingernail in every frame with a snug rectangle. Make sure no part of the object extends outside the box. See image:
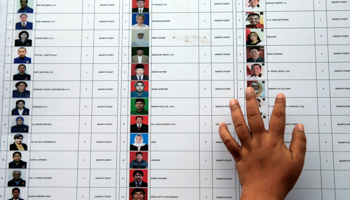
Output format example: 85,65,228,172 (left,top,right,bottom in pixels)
219,122,225,127
276,93,284,99
246,87,252,95
297,124,304,133
229,99,238,109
